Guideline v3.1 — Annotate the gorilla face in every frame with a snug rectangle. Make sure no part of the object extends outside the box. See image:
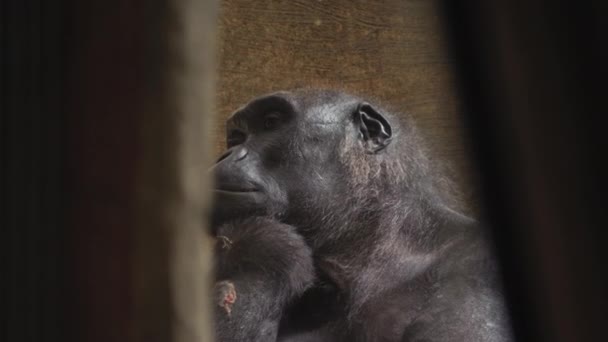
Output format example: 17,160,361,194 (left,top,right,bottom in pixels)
210,90,393,228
